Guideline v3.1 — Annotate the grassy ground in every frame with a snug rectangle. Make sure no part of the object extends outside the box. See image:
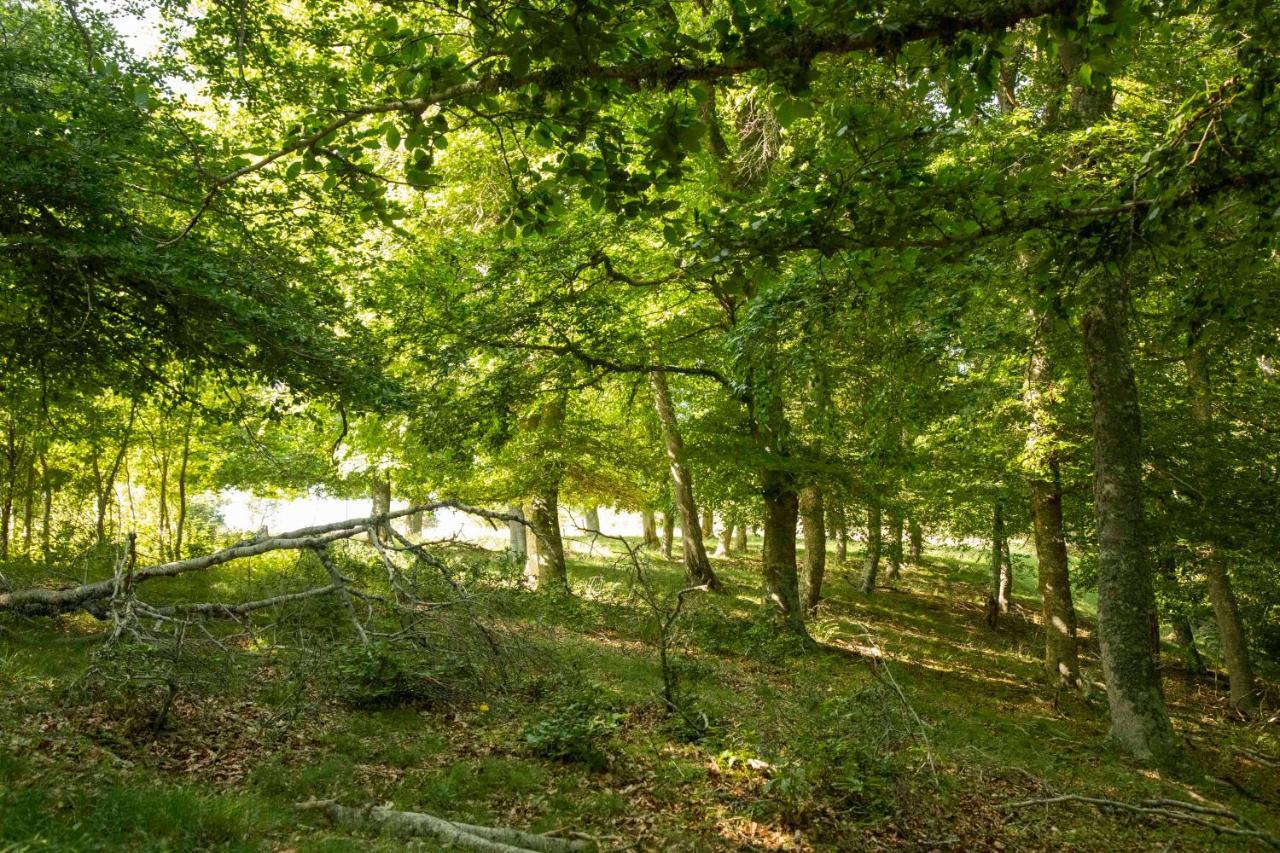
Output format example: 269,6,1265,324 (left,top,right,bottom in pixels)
1,537,1277,851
